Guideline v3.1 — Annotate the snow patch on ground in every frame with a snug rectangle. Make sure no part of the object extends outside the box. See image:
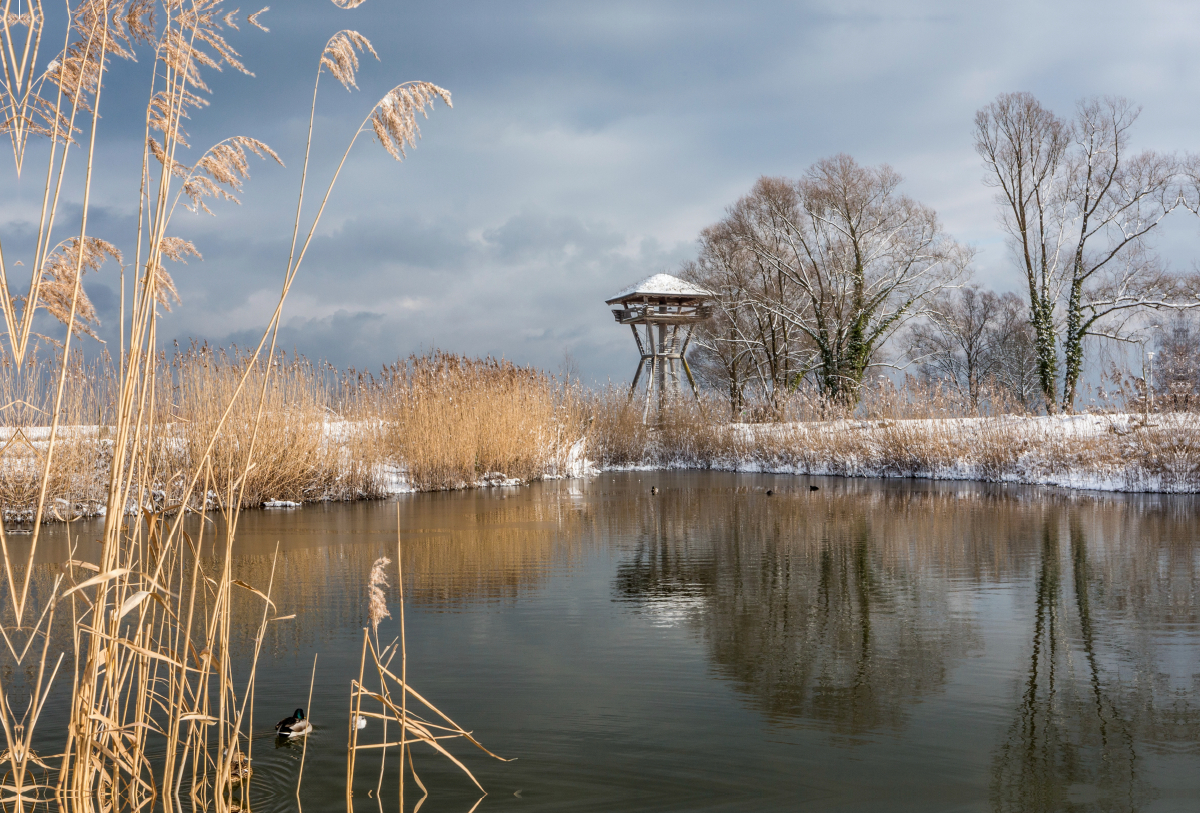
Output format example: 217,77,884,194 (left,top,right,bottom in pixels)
652,412,1200,494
